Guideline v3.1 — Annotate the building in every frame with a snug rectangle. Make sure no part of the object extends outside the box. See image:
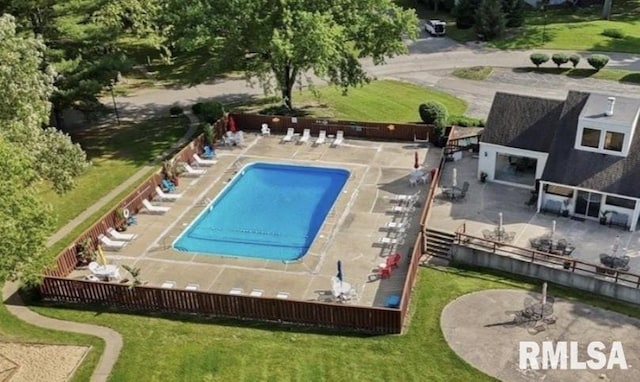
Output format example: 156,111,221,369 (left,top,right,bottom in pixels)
478,90,640,231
